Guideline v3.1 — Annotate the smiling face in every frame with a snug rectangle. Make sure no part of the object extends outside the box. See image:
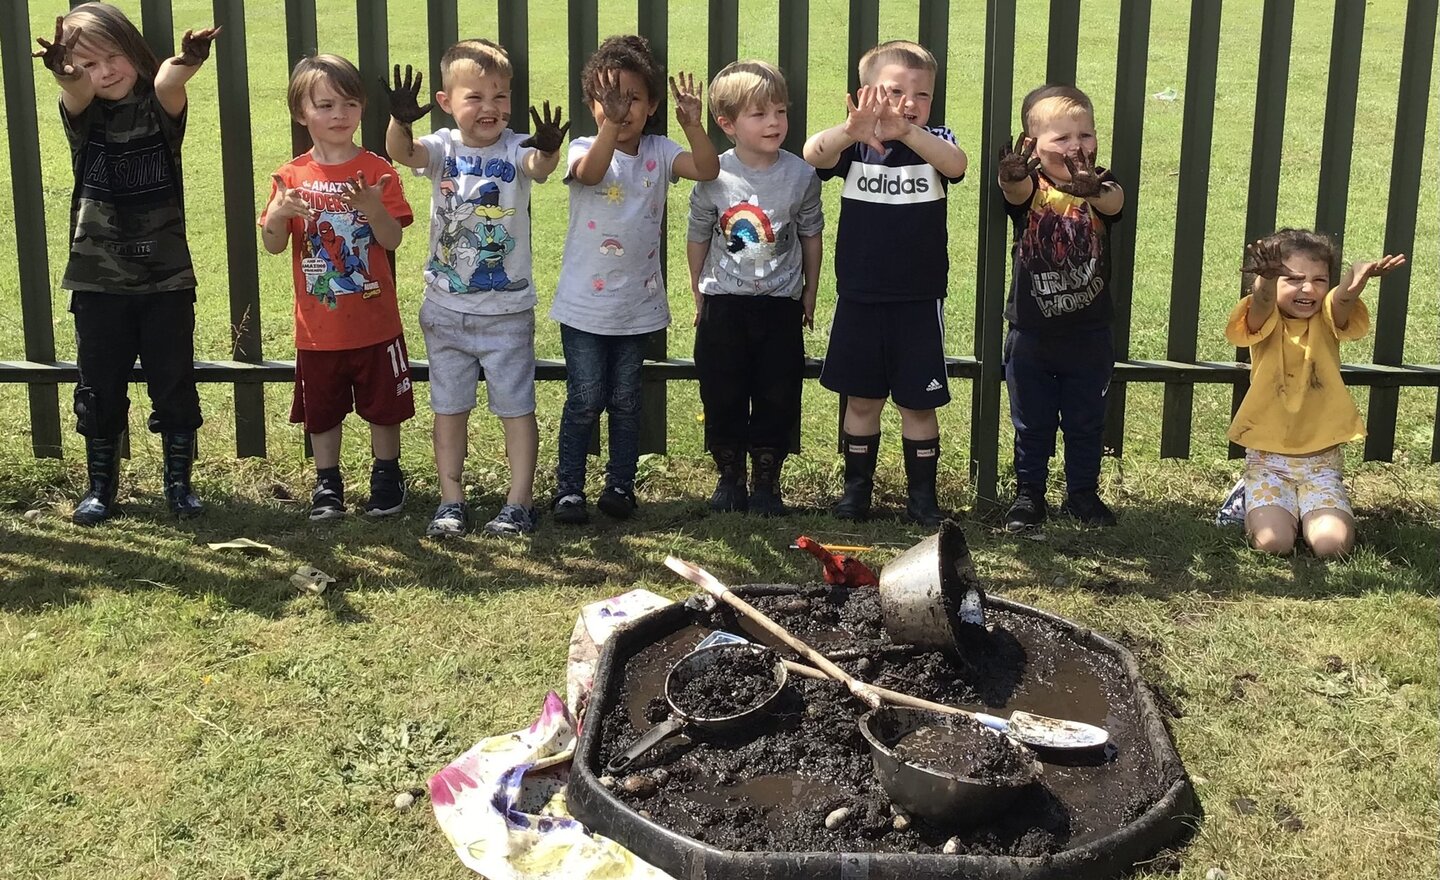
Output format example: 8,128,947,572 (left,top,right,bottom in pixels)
297,78,363,151
868,63,934,129
1028,110,1098,183
1273,251,1331,319
589,68,658,154
439,67,512,148
71,37,138,101
719,100,788,161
